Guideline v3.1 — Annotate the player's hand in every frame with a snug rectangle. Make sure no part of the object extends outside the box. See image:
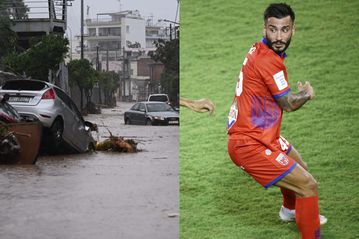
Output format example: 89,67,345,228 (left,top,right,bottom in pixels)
192,98,215,115
297,81,315,100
